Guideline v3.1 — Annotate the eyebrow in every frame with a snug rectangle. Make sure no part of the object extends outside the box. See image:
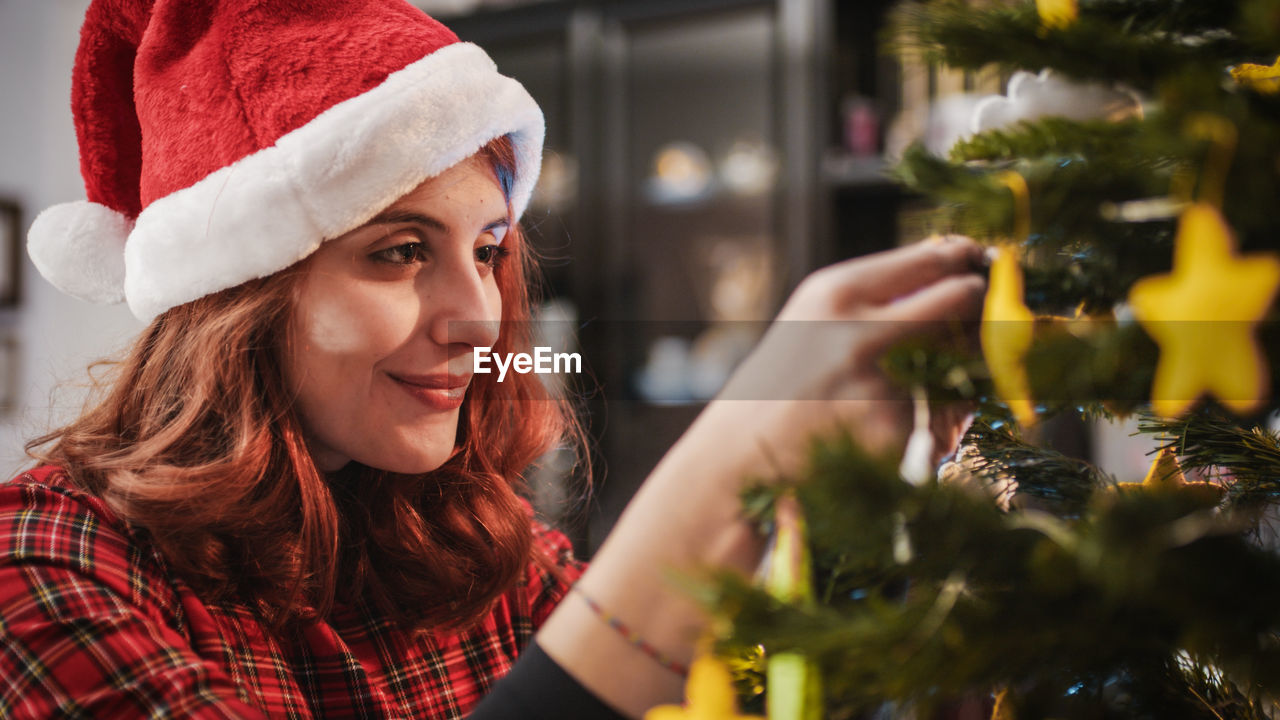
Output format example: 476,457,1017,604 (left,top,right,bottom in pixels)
363,209,509,236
